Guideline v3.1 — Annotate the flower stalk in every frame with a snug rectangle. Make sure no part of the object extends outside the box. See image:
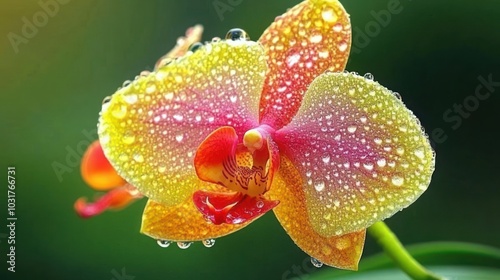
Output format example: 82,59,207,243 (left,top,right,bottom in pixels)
368,221,443,280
